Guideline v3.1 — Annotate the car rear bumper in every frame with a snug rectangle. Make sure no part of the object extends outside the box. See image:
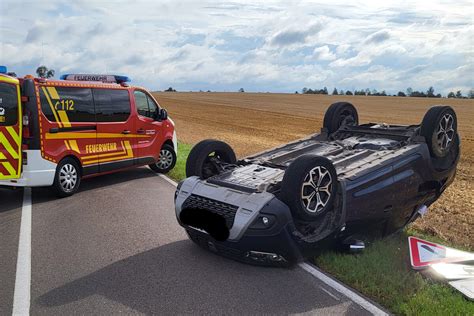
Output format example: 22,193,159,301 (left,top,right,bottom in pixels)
0,150,56,187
